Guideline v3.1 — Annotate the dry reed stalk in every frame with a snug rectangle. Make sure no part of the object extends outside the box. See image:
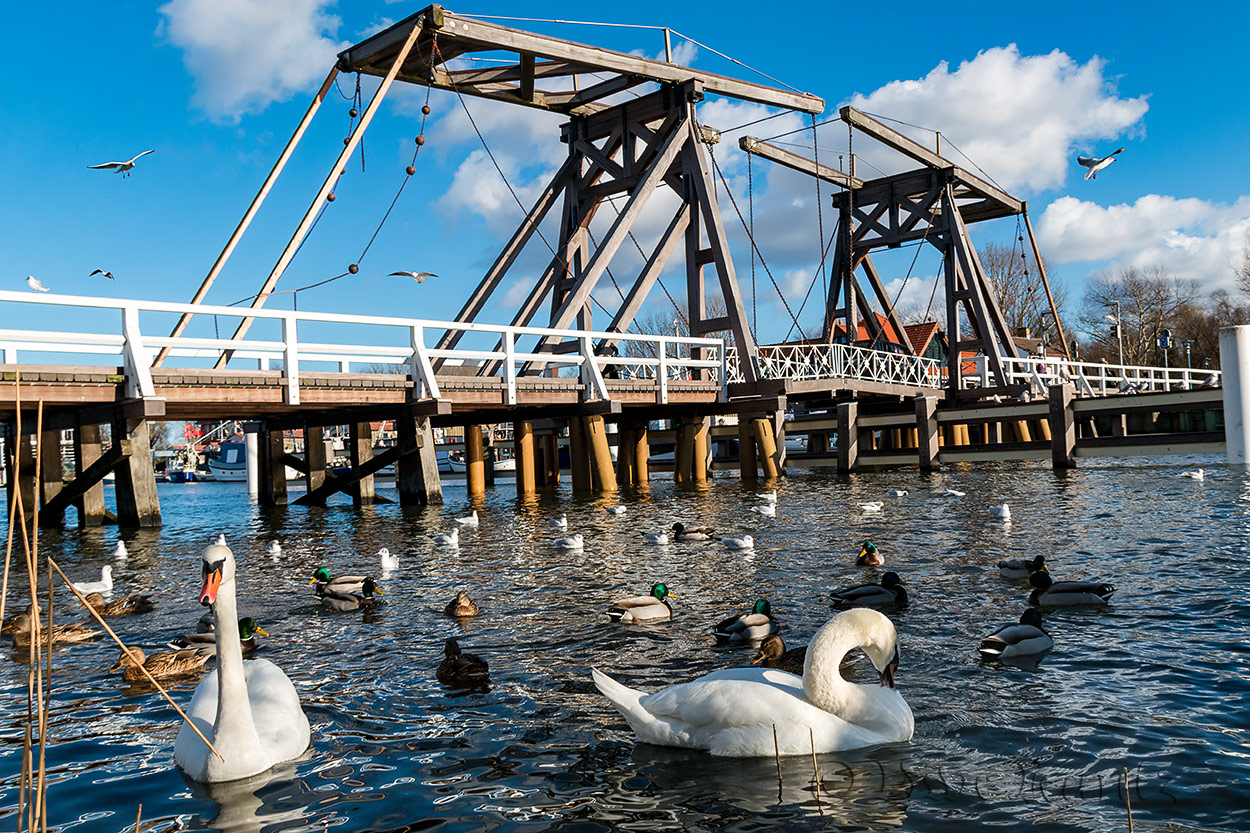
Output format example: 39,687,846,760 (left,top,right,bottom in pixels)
134,804,142,833
45,557,224,762
1,369,23,626
772,723,782,787
809,727,822,814
1123,768,1135,832
35,401,50,833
